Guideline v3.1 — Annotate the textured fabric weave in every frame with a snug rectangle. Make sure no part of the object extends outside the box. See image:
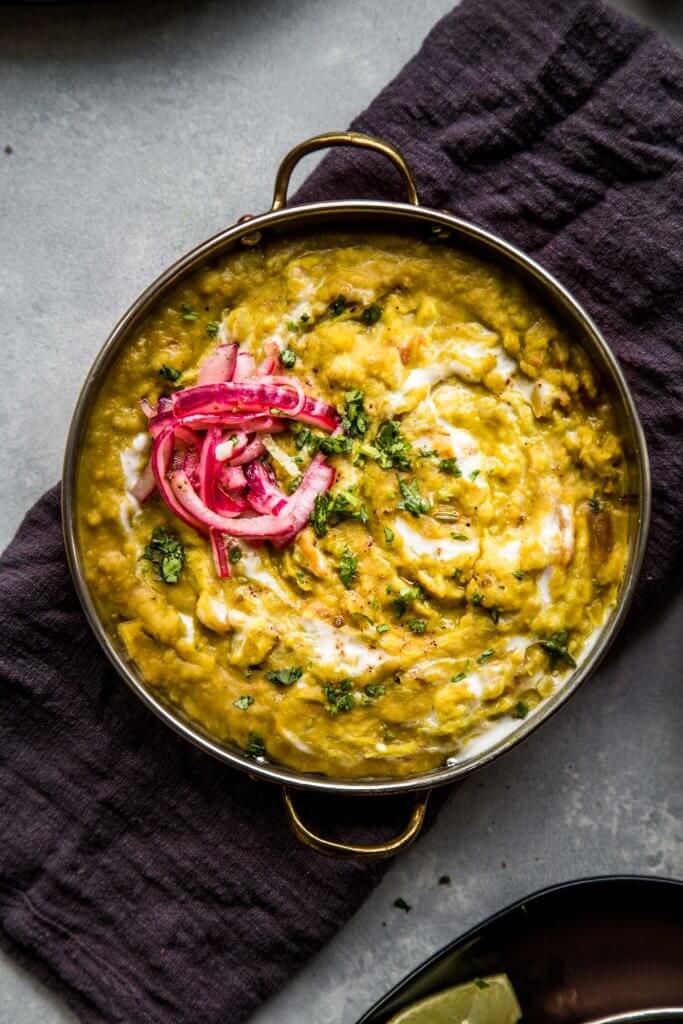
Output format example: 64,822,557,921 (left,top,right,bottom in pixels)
1,2,681,1021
